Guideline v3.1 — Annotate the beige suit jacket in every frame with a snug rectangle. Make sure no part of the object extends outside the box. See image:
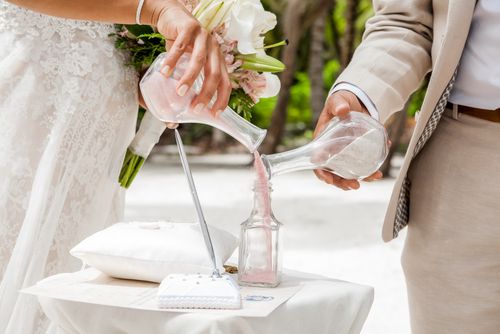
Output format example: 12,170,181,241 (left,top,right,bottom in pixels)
335,0,477,242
